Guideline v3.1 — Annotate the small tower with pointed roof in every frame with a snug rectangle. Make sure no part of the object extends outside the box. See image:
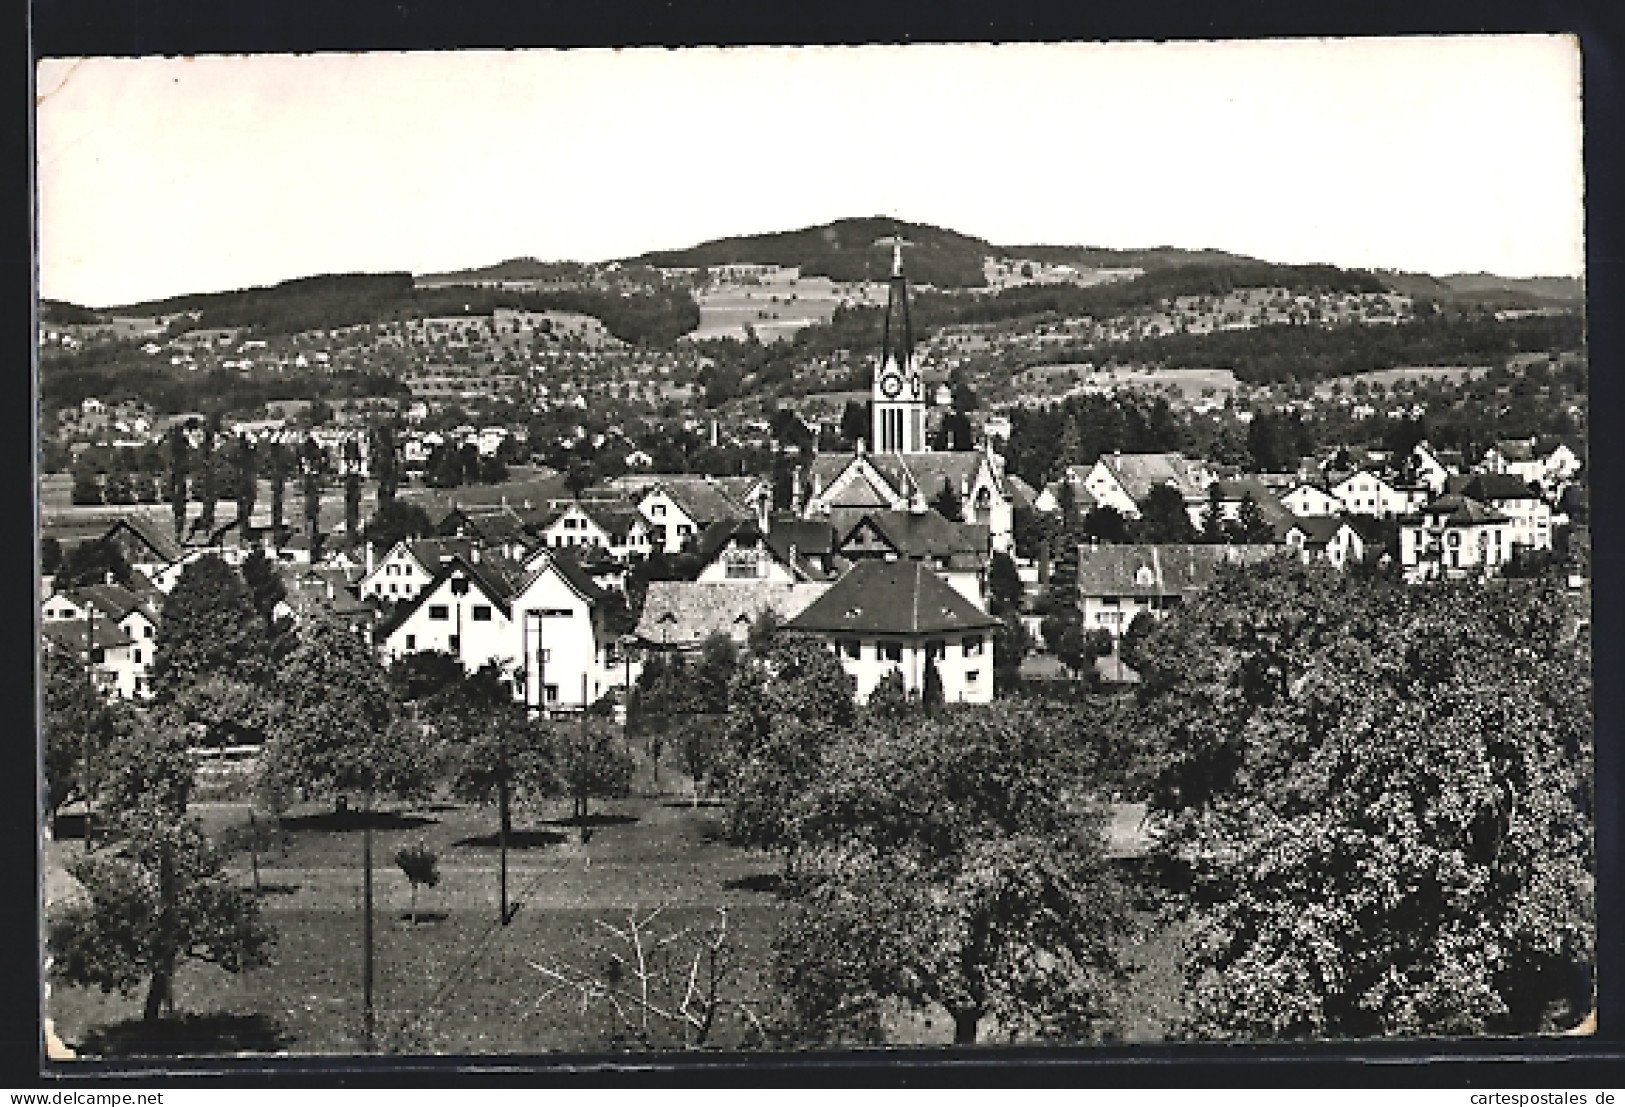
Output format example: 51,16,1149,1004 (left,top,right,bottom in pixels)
872,235,928,454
